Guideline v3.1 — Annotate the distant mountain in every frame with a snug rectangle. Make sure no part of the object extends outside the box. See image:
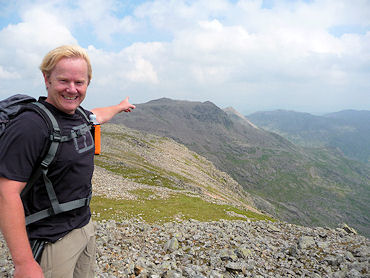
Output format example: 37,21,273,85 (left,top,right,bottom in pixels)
325,109,370,126
111,98,370,237
247,110,370,164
